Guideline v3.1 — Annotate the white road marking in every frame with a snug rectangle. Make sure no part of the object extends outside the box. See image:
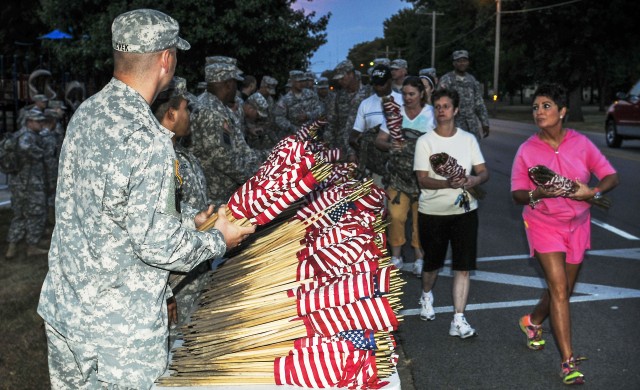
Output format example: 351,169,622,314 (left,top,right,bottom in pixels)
591,218,639,240
0,200,10,207
400,248,640,317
